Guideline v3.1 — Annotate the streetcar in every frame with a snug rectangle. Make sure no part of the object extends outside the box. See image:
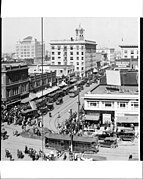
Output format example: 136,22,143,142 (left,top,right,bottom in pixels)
45,133,99,153
69,89,79,97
